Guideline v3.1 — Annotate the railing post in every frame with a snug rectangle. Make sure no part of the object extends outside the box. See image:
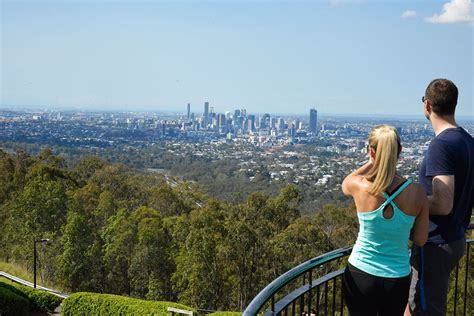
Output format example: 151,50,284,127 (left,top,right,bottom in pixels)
463,244,470,316
454,263,459,315
300,294,304,315
332,278,336,315
340,276,344,316
33,240,37,288
324,280,328,315
316,285,320,312
308,269,312,315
